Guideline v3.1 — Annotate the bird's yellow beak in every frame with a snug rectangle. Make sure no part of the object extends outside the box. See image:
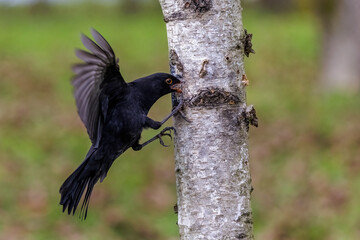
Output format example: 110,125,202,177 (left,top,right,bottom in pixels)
171,83,182,93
